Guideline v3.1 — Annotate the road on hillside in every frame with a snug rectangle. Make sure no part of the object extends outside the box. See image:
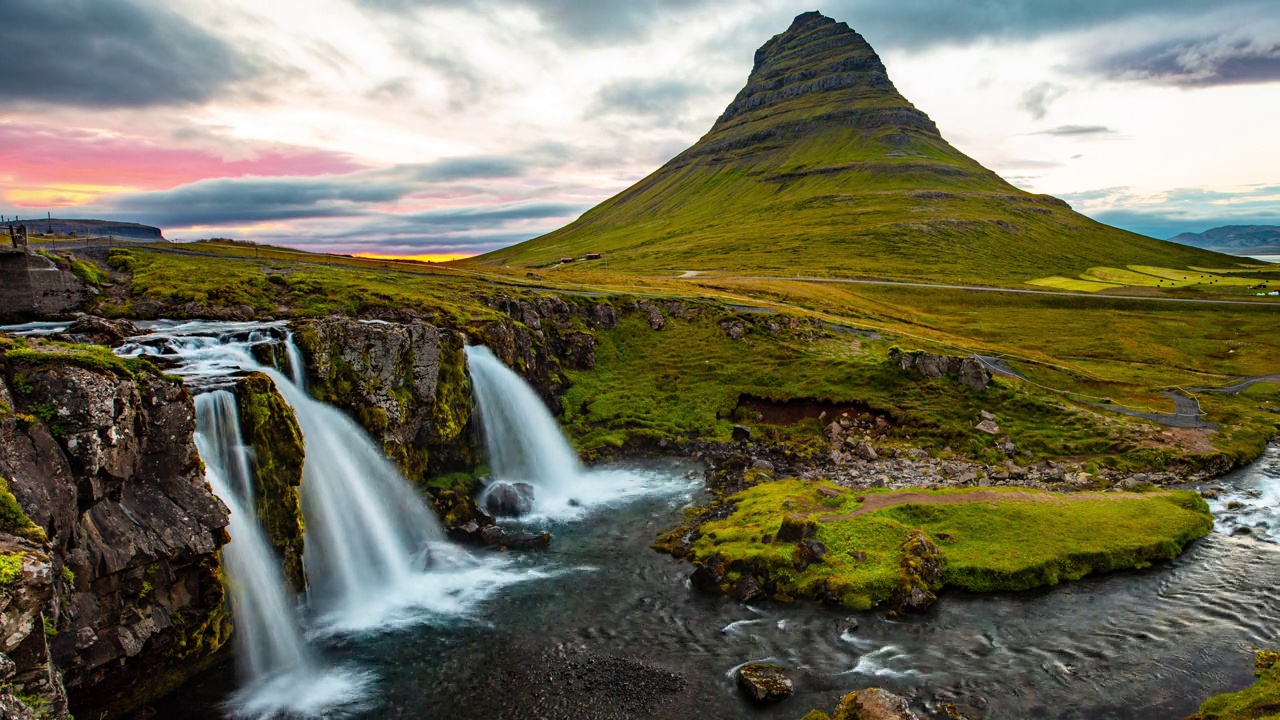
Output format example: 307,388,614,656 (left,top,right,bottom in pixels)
683,274,1280,308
